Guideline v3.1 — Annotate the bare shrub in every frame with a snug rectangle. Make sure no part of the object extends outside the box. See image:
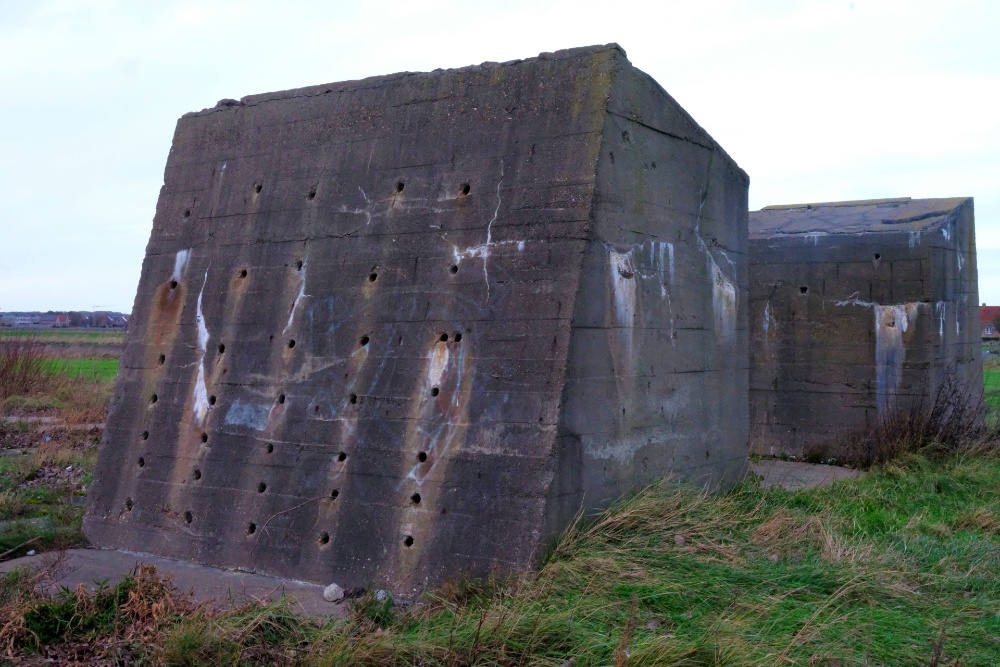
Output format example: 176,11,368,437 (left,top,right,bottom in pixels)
0,336,47,402
843,371,999,469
